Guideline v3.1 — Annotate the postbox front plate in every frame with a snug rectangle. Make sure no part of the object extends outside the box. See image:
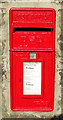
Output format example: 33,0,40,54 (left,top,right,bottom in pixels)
10,8,55,111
